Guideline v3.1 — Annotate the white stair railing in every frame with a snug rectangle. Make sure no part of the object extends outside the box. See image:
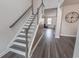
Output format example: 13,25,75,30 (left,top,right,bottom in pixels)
28,1,45,57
